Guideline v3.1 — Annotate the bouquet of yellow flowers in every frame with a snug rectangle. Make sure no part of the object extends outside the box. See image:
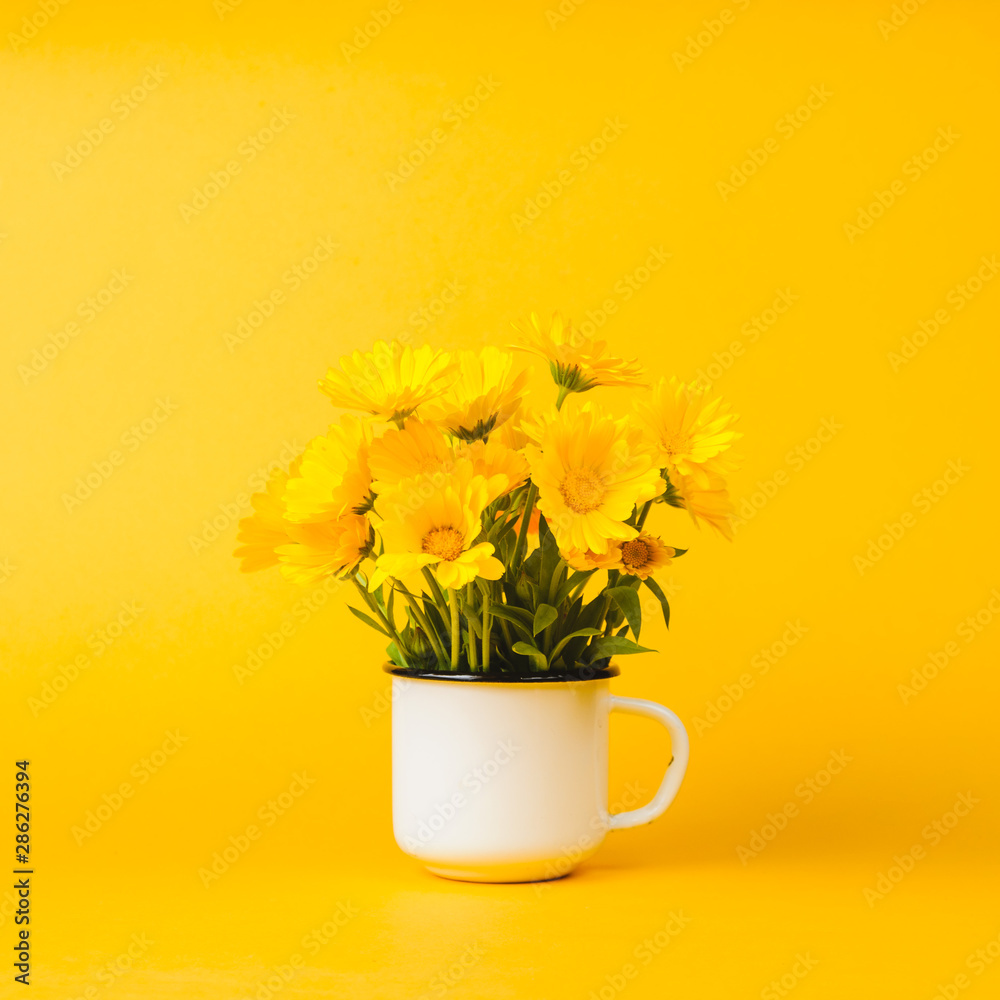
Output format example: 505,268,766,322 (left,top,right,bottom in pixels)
234,314,740,674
